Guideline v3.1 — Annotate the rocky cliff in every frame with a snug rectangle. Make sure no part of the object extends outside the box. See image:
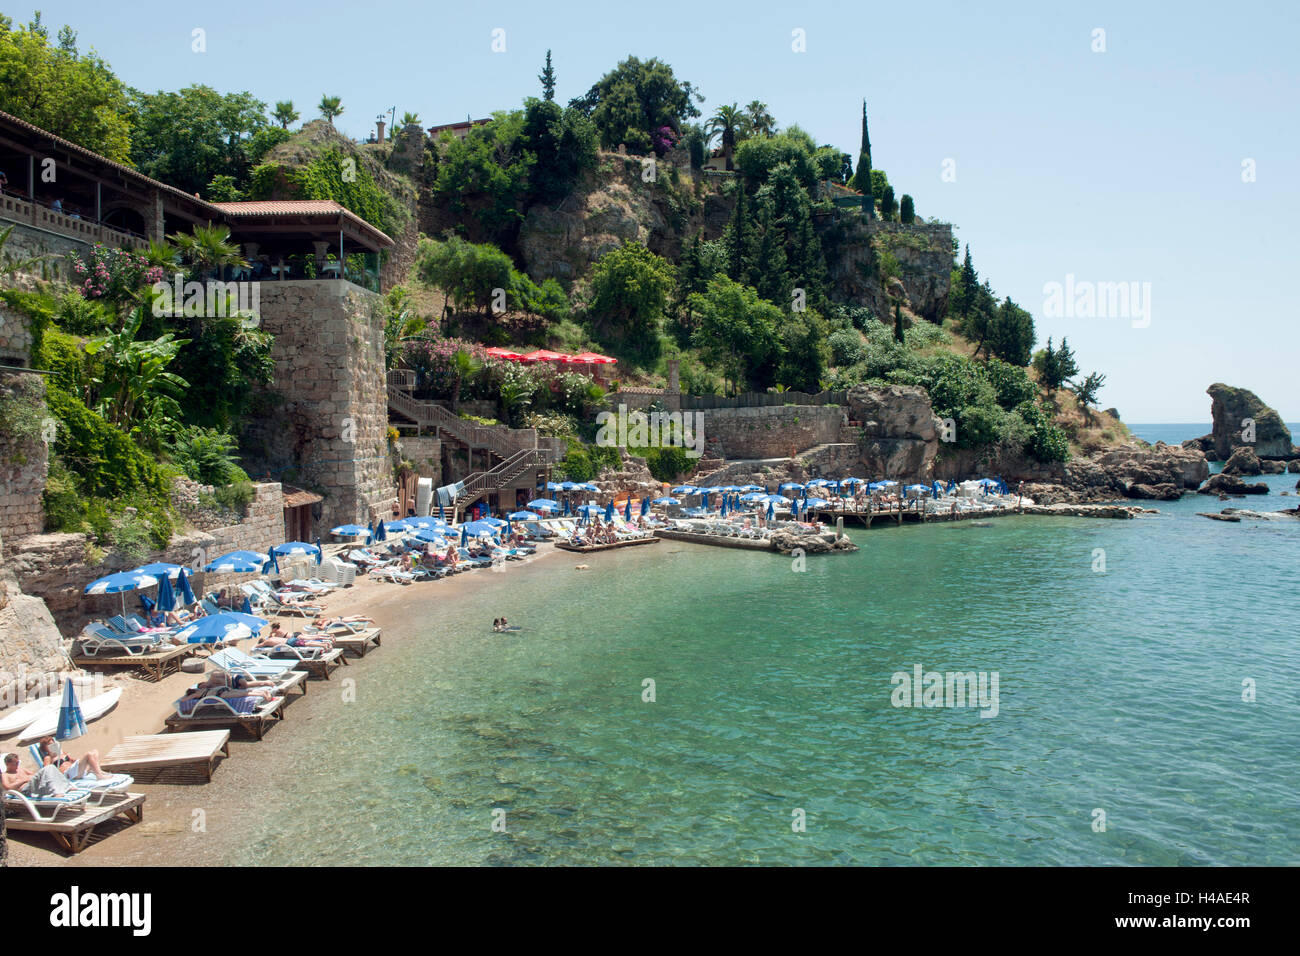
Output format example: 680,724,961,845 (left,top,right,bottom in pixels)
825,219,953,322
847,384,941,478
